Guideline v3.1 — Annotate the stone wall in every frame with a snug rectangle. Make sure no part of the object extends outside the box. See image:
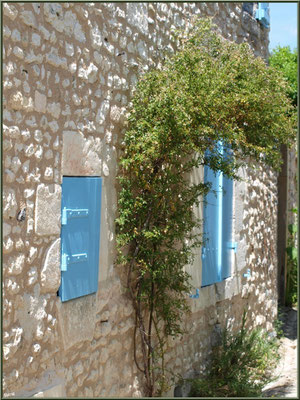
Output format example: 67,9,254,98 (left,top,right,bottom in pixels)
3,2,278,398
